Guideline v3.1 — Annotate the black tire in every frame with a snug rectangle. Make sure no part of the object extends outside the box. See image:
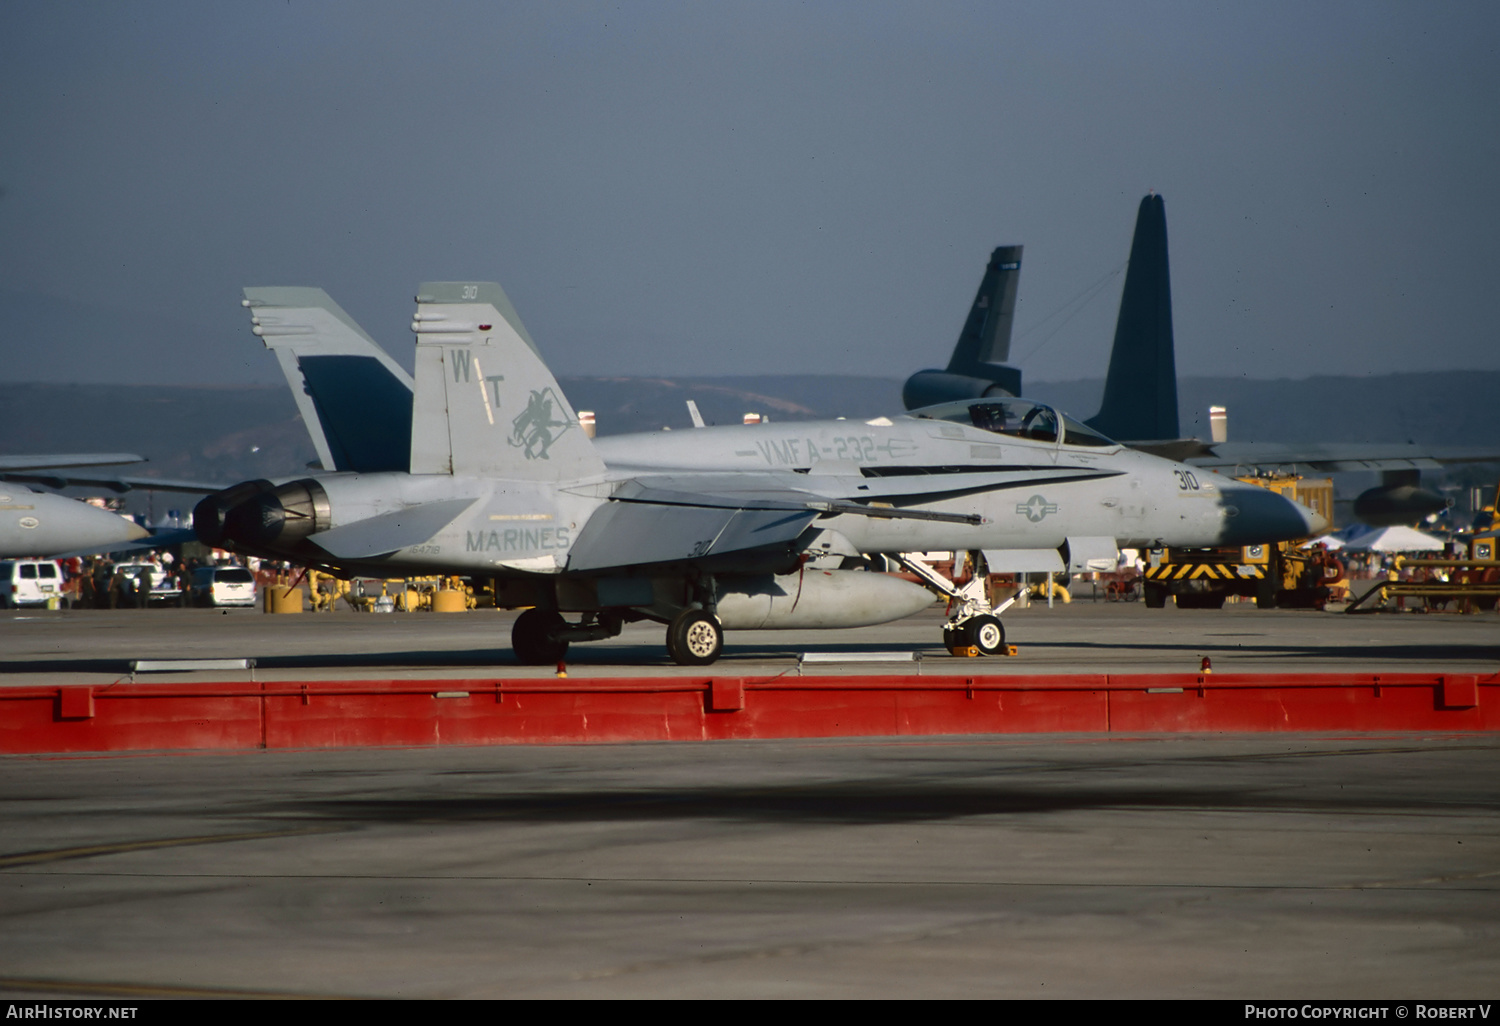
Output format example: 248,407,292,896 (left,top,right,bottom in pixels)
968,614,1006,655
942,621,971,654
1143,582,1167,609
666,608,723,666
512,608,568,665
